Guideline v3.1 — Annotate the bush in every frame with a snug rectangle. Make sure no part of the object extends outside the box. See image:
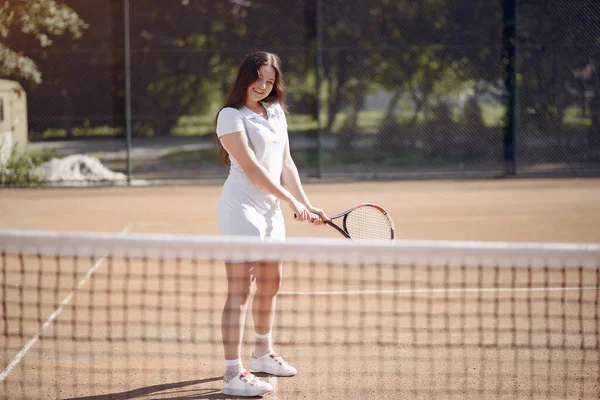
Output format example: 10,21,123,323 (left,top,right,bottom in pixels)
0,146,54,186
